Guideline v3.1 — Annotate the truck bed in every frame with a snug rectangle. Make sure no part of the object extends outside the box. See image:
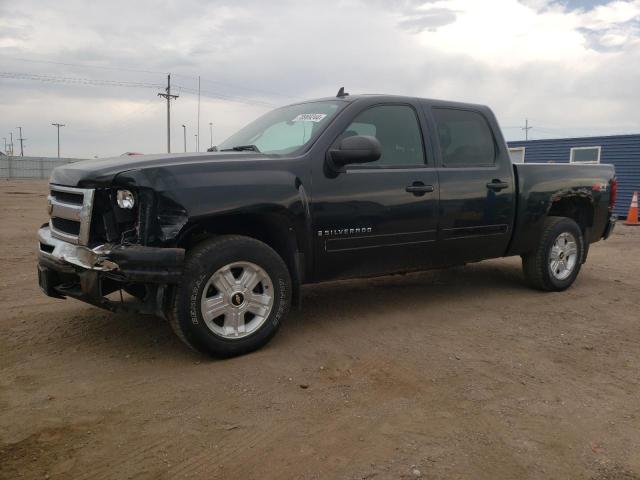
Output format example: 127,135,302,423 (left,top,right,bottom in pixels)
508,162,616,256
